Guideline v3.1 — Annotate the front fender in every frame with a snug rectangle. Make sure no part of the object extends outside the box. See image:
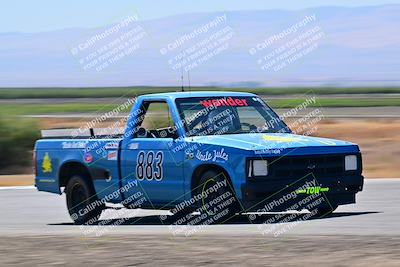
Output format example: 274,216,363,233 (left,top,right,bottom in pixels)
184,146,249,200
